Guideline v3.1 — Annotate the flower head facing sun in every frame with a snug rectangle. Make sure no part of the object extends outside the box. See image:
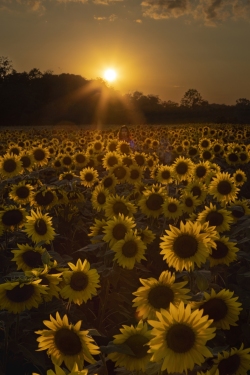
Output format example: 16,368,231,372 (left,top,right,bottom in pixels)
24,209,56,244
